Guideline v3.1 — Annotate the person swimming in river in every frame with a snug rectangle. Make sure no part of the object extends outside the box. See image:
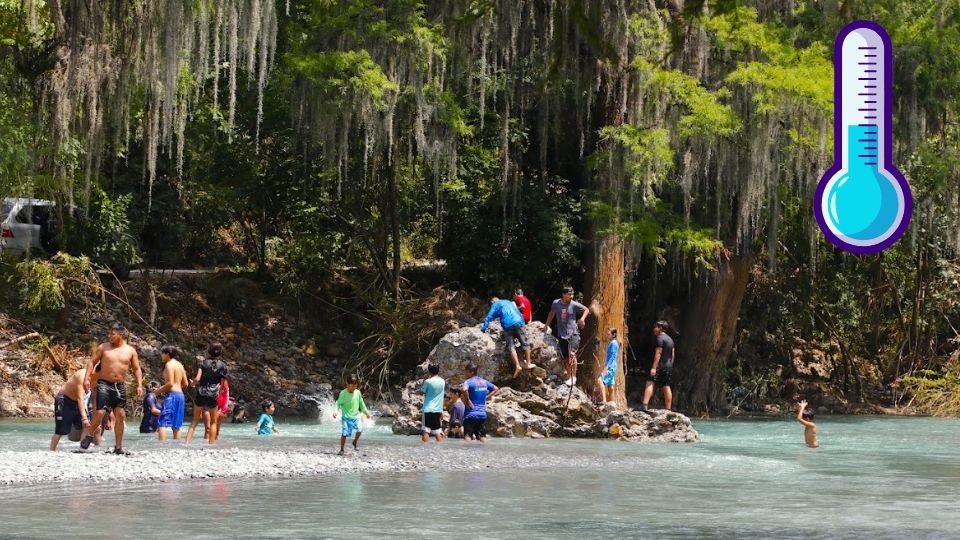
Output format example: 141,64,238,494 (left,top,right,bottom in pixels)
256,401,279,436
334,374,369,455
797,400,819,448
